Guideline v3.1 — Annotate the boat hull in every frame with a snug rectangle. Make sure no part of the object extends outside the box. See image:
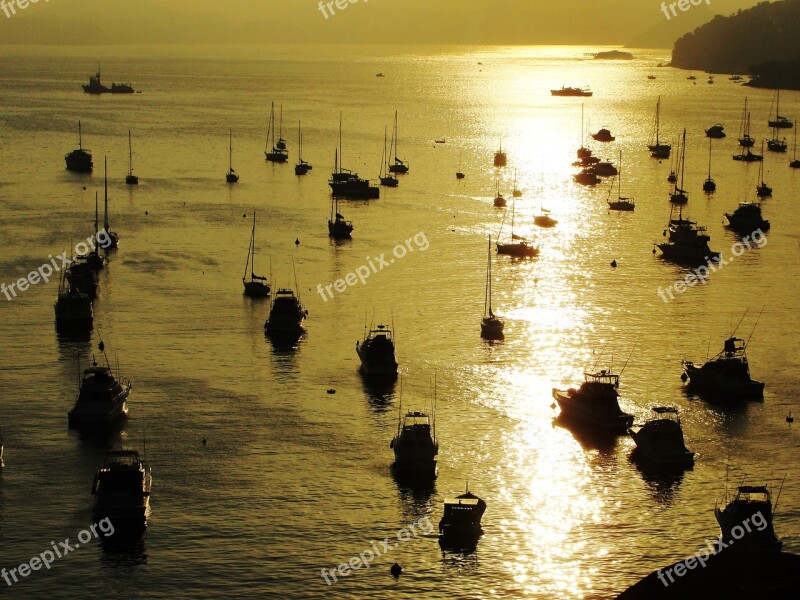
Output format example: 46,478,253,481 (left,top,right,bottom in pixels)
683,363,764,400
68,387,129,429
552,388,633,431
